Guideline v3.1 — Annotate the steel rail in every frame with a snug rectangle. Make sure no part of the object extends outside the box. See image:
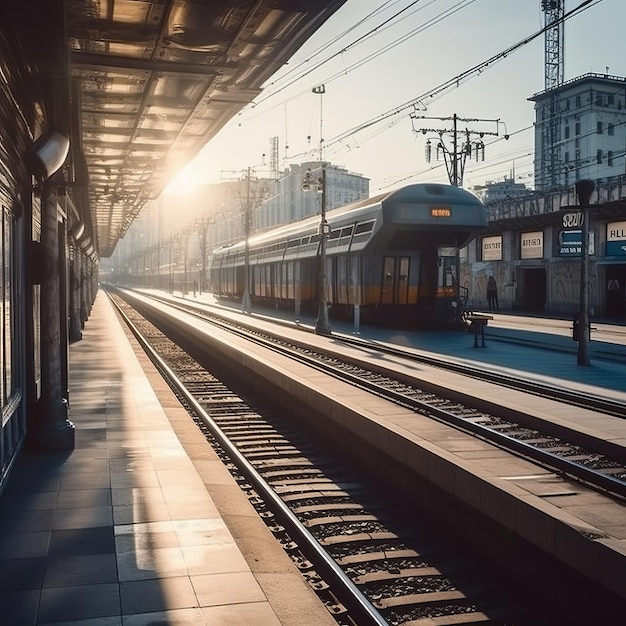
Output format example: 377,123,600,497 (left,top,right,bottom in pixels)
126,290,626,500
108,294,390,626
336,333,626,416
141,289,626,418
